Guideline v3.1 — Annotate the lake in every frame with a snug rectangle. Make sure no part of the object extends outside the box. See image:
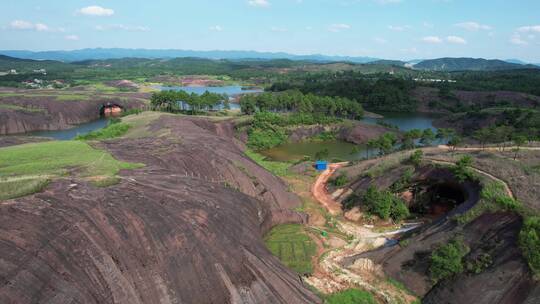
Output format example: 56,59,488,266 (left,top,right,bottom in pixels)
154,85,263,96
26,118,110,141
261,112,442,162
362,111,439,132
156,85,264,110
